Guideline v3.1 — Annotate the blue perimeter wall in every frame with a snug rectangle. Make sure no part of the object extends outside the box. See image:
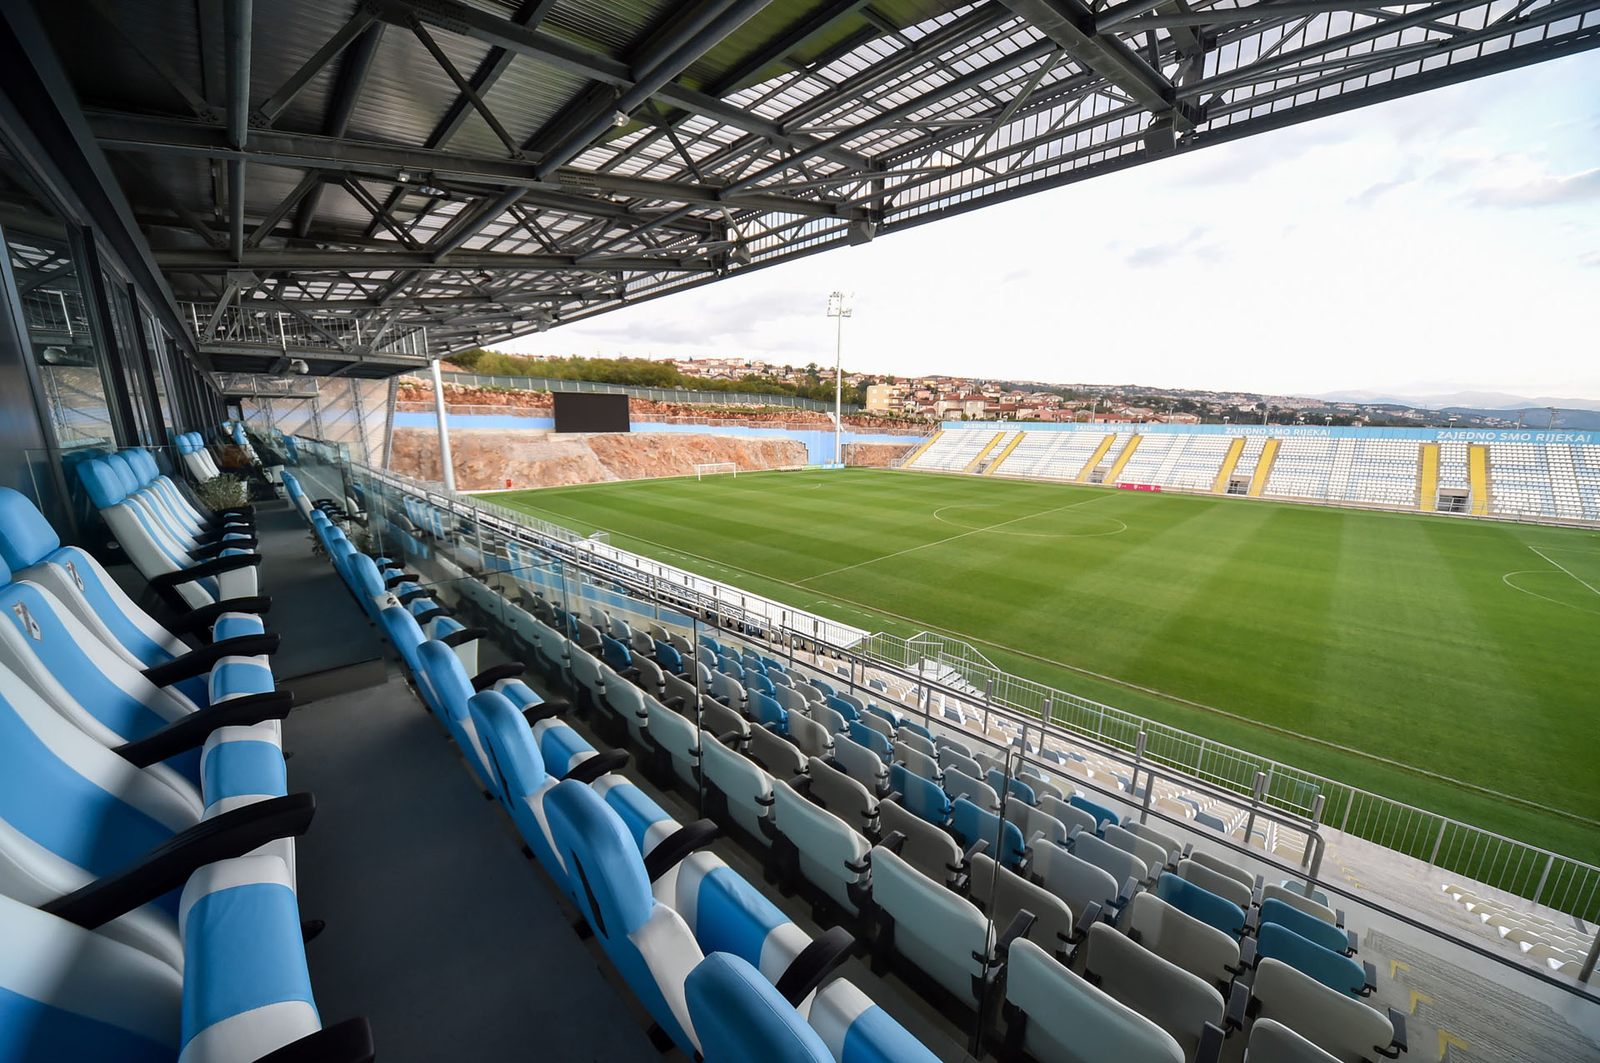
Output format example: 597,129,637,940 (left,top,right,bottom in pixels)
392,411,921,465
943,421,1599,446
